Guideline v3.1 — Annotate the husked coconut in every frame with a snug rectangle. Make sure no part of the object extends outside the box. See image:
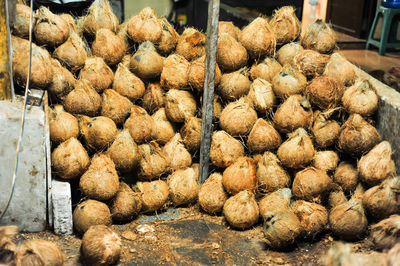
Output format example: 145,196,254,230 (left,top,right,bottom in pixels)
101,89,133,125
49,105,79,145
272,64,307,99
176,28,206,61
160,54,190,90
305,75,342,110
187,55,222,93
248,78,276,113
64,80,102,116
53,31,87,72
312,111,340,148
79,115,118,150
180,116,201,153
163,133,192,171
79,57,114,93
387,243,400,266
259,188,292,219
137,142,168,180
328,187,347,210
270,6,301,45
342,79,378,117
198,173,228,214
370,215,400,250
124,105,153,144
312,150,339,172
110,182,142,222
292,200,328,239
13,4,34,39
136,180,169,212
82,0,119,36
217,68,251,100
60,14,76,33
151,108,176,144
293,49,330,78
112,63,145,102
34,6,69,47
217,33,248,71
247,119,281,153
15,239,64,266
165,89,197,123
92,28,126,66
324,53,356,87
48,59,76,101
223,190,259,229
218,21,240,40
256,152,290,194
249,57,282,82
334,162,359,193
142,83,165,114
210,130,244,168
168,166,200,206
292,167,332,203
130,42,164,79
300,19,336,54
116,22,132,53
276,42,303,66
222,157,257,194
73,199,112,235
157,17,179,54
220,97,257,136
0,225,18,264
127,7,162,44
